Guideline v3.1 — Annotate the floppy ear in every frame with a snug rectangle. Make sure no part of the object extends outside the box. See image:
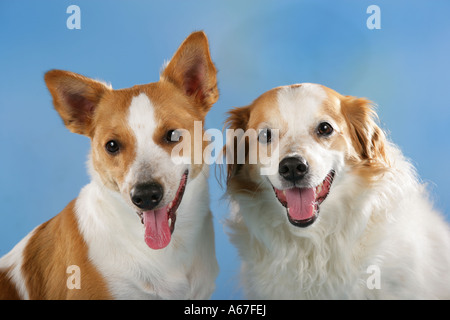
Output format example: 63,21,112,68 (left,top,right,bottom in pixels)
341,96,388,168
44,70,110,136
223,105,251,184
160,31,218,114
